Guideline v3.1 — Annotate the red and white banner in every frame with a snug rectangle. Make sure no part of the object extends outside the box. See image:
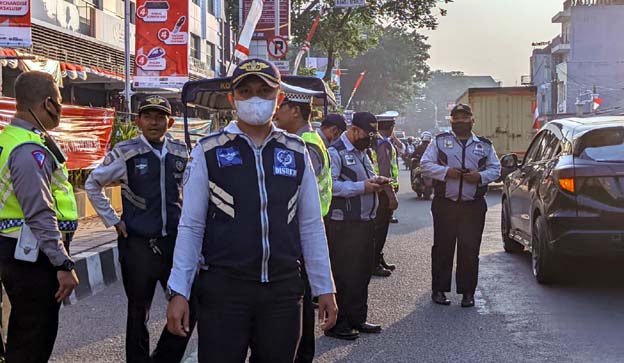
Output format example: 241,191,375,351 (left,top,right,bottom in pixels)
0,0,31,48
345,71,366,109
0,97,115,170
293,6,325,75
134,0,188,89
